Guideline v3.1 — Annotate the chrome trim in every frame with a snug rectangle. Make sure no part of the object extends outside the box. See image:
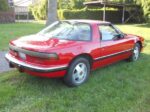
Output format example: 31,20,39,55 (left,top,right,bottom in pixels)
94,49,133,61
9,44,58,59
5,53,67,72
